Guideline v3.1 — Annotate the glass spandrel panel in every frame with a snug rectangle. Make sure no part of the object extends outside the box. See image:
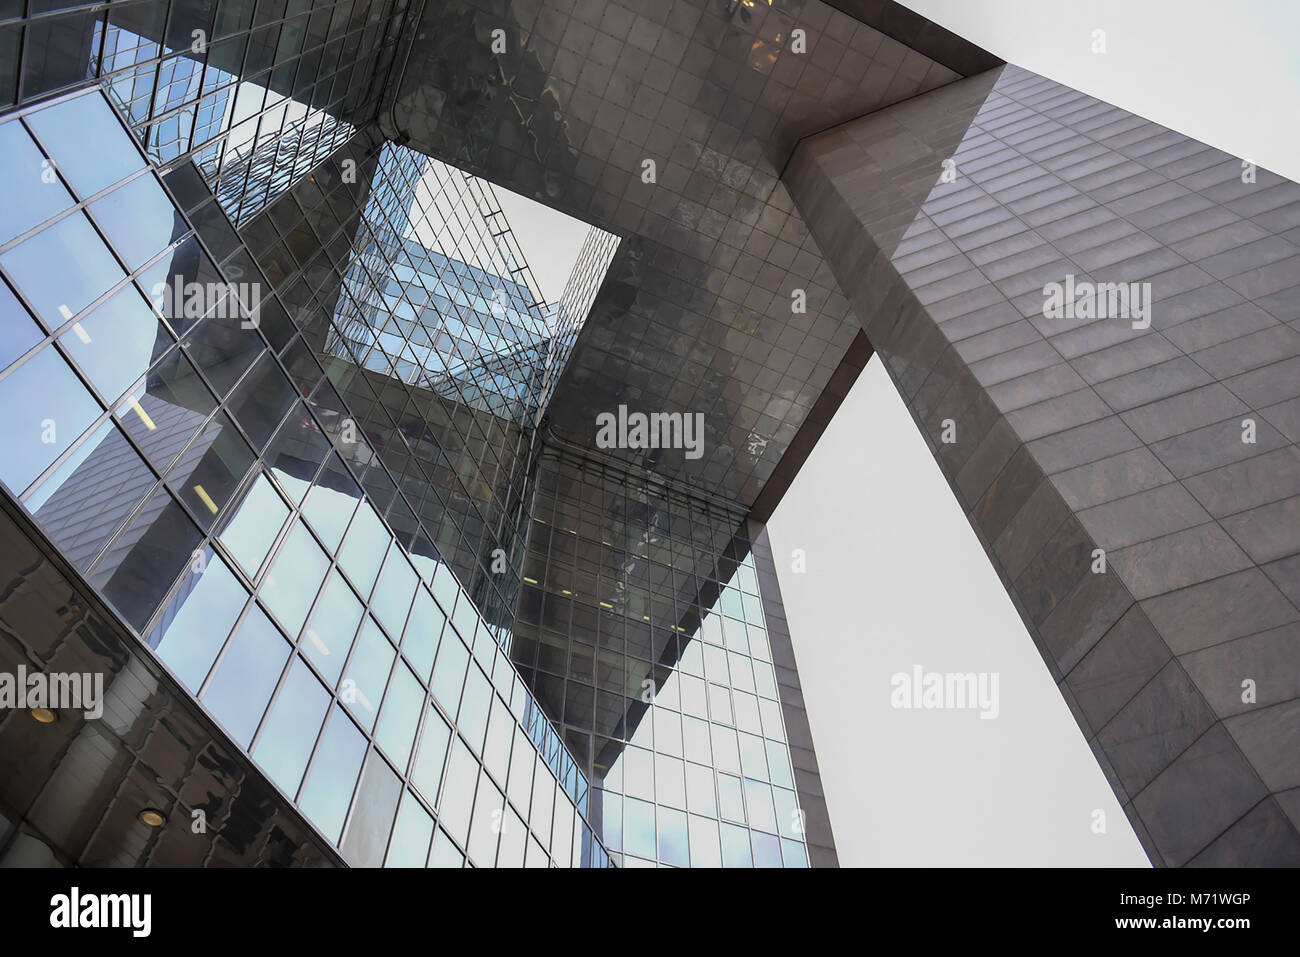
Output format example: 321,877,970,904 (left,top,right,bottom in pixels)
253,654,329,797
201,603,290,747
340,751,402,868
148,548,247,693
